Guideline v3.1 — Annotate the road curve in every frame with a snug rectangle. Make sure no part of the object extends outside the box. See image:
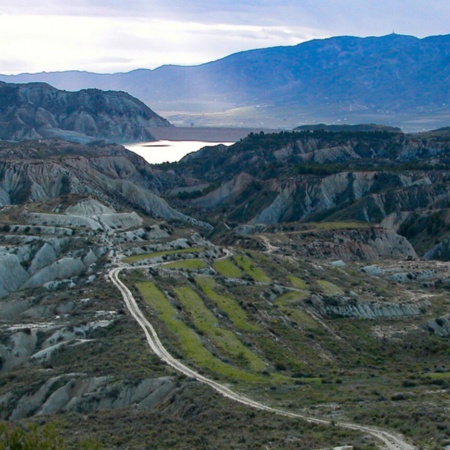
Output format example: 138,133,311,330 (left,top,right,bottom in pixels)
109,266,416,450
